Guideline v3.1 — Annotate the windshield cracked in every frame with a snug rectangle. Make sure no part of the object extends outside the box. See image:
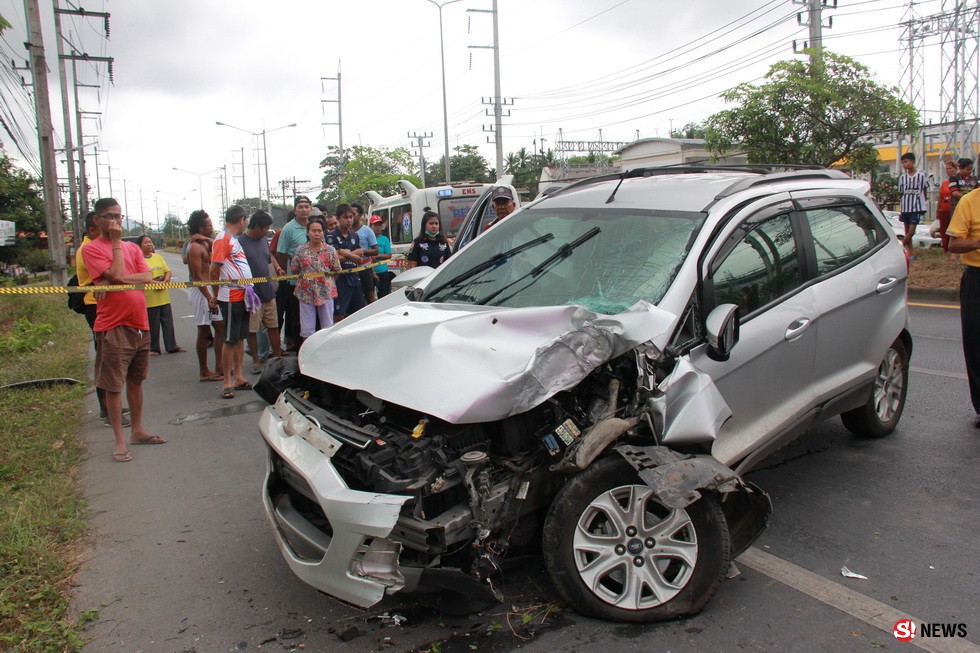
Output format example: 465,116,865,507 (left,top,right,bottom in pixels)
424,208,705,314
